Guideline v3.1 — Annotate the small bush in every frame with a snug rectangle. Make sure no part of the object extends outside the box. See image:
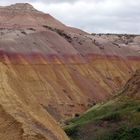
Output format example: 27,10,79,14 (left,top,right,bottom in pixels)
136,107,140,112
64,126,79,137
21,31,27,35
27,28,36,31
75,113,80,117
